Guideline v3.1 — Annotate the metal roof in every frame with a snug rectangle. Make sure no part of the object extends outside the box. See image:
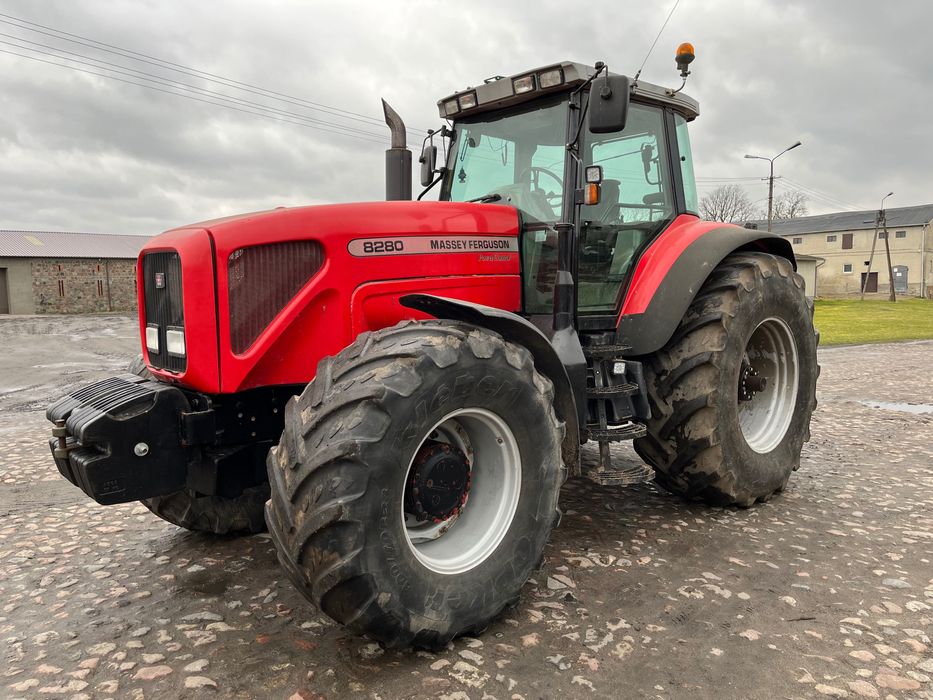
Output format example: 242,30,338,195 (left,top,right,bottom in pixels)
0,230,149,259
755,203,933,236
